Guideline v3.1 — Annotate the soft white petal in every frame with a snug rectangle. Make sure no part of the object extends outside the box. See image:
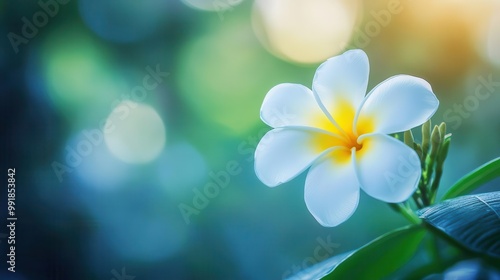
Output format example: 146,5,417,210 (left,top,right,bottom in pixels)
312,49,369,115
260,83,333,130
254,128,334,187
356,75,439,134
304,149,360,227
354,134,420,203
